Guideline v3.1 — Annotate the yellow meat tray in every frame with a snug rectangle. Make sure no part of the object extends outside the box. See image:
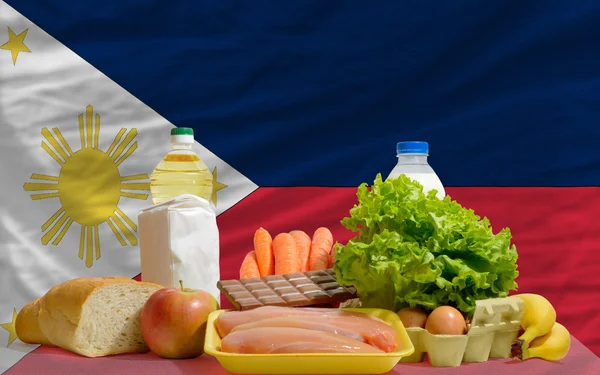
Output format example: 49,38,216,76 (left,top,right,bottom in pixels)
204,307,415,375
